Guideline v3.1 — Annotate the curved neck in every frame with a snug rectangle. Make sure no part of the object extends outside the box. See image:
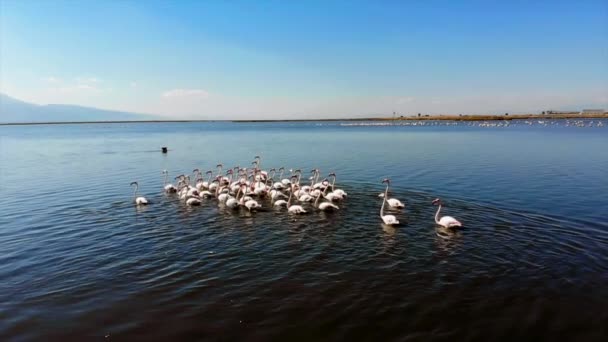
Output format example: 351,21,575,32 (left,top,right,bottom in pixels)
331,175,336,188
267,171,275,185
380,183,388,216
132,184,138,199
435,204,442,224
315,191,322,207
279,169,284,179
288,186,294,206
